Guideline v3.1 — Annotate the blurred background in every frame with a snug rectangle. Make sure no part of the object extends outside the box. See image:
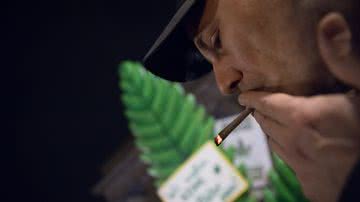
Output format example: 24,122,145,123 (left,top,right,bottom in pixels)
10,0,242,201
11,0,174,201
